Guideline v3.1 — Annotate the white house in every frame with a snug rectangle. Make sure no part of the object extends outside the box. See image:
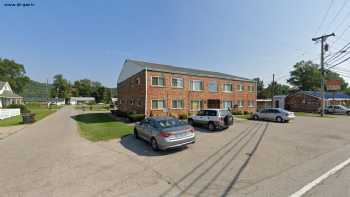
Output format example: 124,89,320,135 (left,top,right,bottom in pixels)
0,81,23,108
69,97,95,105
